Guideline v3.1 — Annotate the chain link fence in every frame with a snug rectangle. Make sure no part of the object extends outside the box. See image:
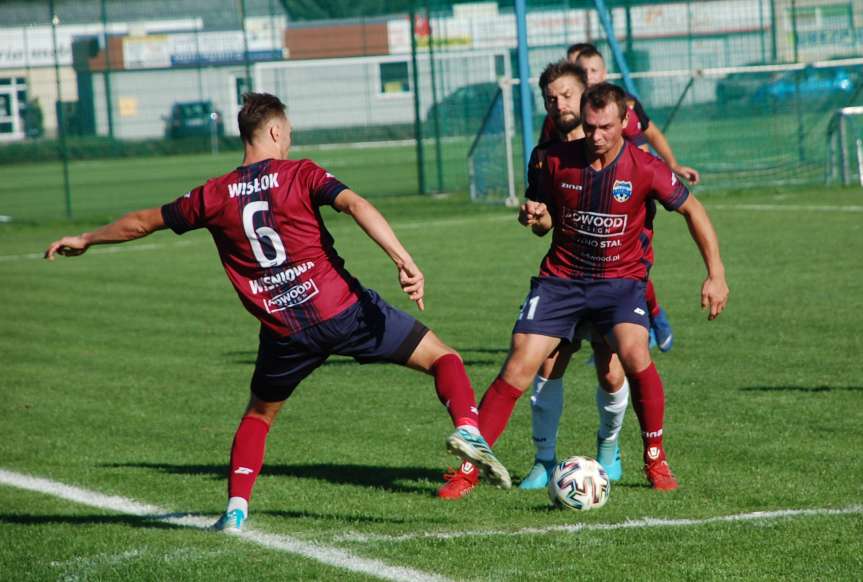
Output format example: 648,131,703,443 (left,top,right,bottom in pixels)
1,0,861,220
